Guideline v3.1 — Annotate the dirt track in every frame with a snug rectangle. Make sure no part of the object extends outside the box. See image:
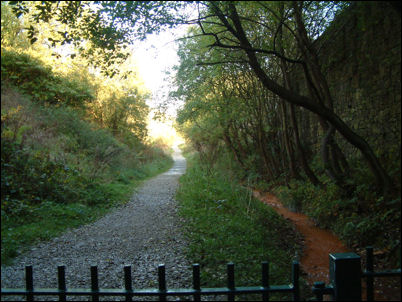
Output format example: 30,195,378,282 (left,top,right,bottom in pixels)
1,147,192,301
